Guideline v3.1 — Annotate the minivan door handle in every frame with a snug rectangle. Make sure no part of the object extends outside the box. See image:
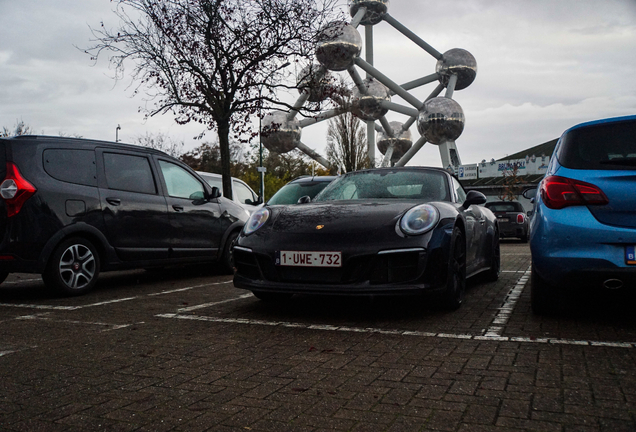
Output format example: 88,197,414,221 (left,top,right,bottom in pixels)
106,198,121,206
